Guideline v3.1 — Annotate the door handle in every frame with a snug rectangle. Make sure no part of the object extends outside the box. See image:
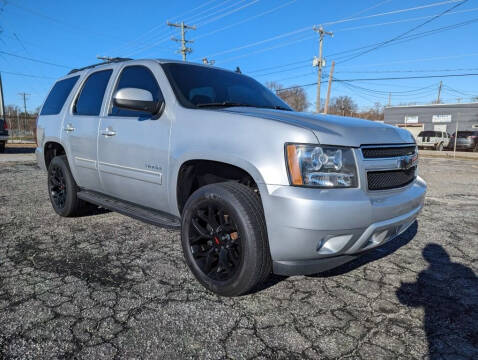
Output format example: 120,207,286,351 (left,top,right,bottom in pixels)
64,124,75,132
100,128,116,137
